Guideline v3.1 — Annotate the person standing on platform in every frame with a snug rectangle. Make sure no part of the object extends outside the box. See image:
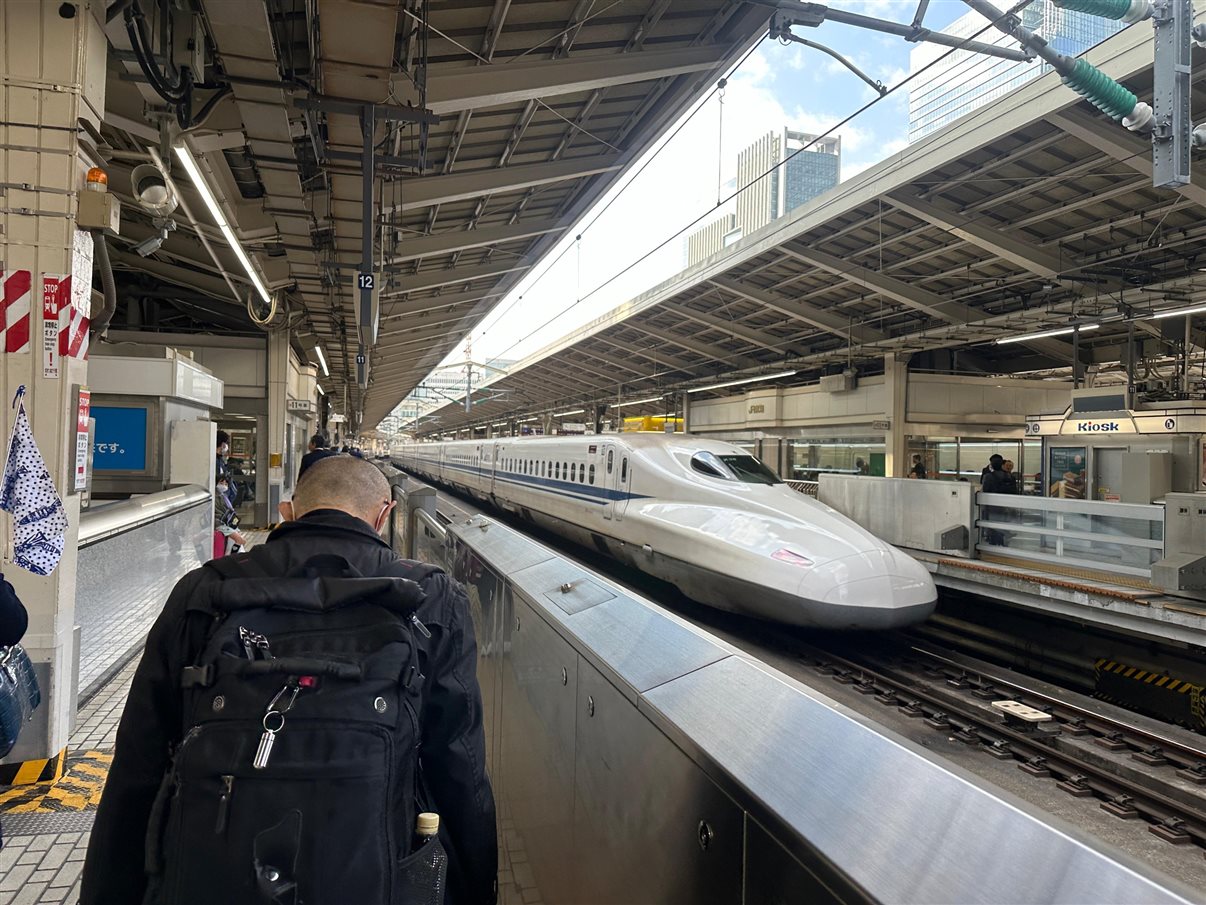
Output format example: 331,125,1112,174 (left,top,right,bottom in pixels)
213,473,247,556
1001,459,1020,495
297,432,338,482
854,457,869,475
908,454,927,479
215,430,236,507
980,455,1011,546
81,455,497,905
0,573,29,849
